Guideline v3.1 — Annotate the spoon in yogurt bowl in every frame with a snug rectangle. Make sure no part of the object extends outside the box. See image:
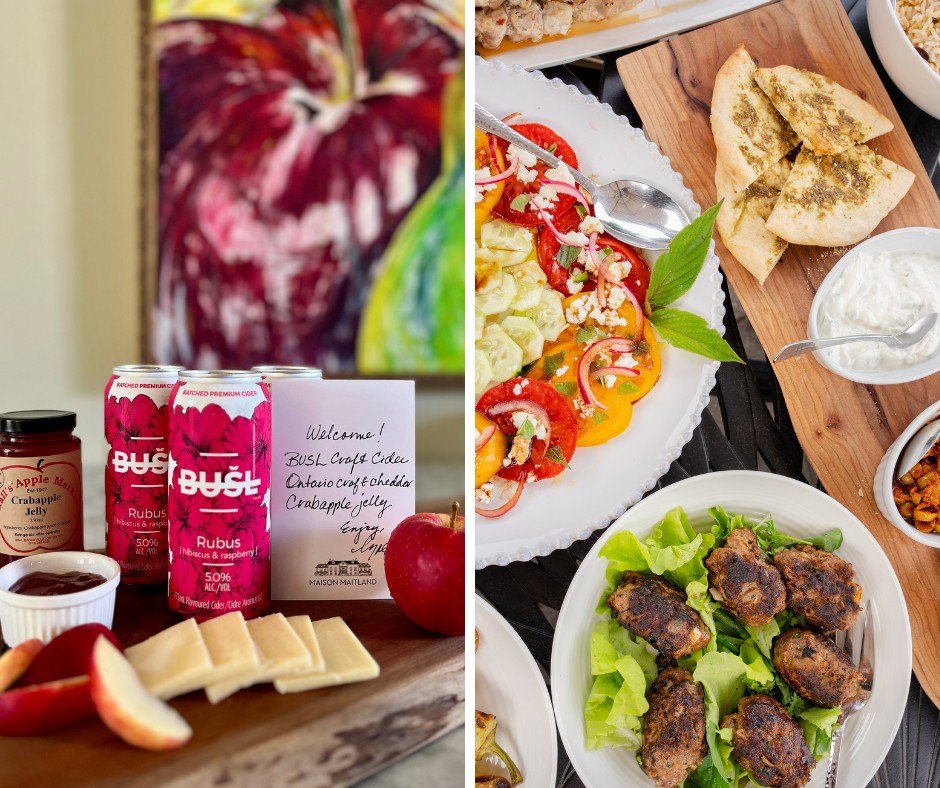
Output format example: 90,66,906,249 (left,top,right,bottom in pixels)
774,313,939,362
